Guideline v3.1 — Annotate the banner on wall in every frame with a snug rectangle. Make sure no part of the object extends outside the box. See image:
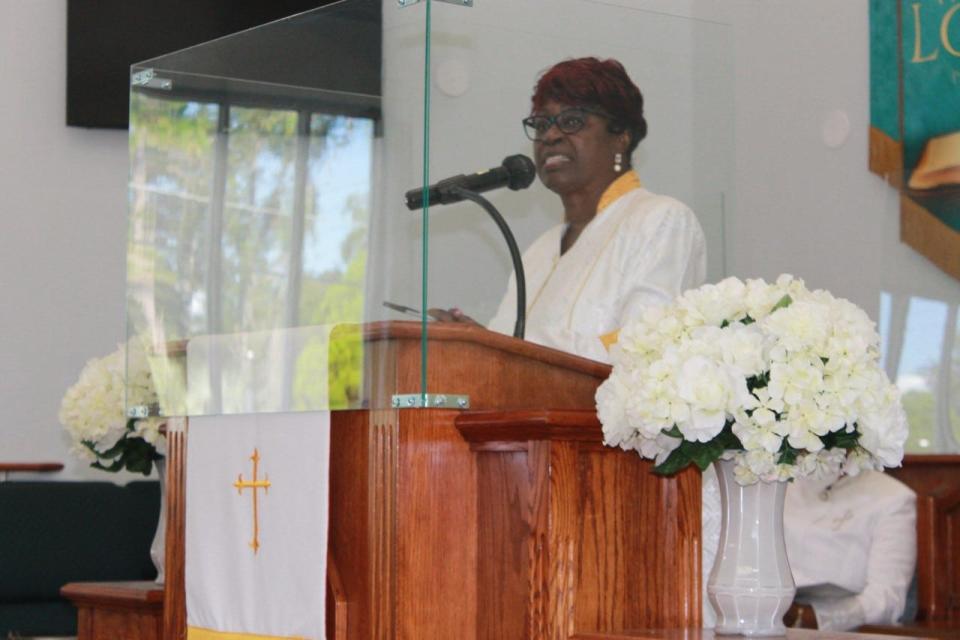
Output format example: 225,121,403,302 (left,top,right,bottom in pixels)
870,0,960,281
